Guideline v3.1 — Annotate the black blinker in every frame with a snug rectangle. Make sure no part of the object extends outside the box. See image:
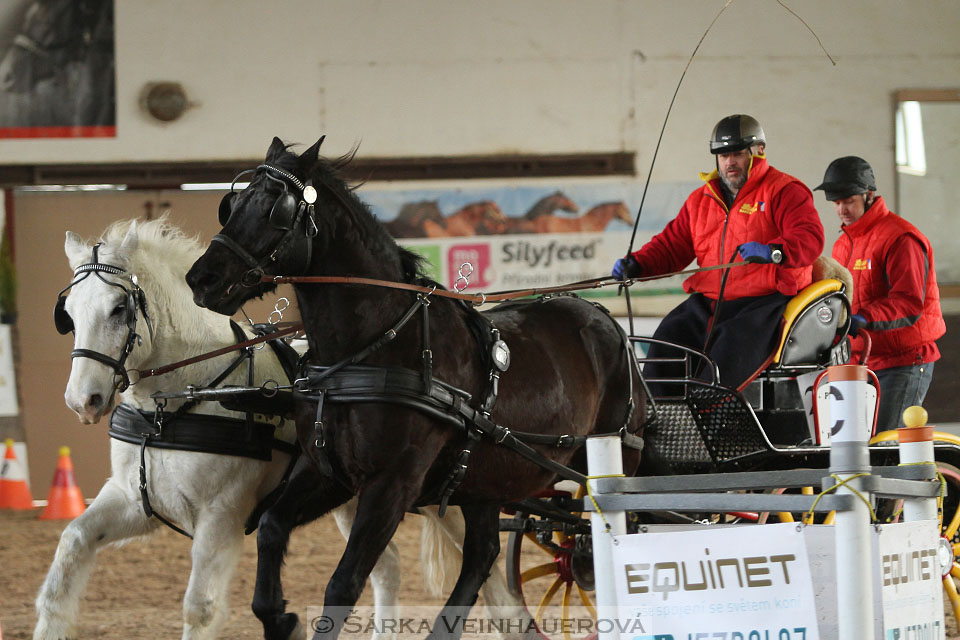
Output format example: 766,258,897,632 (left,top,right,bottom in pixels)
218,192,236,226
54,296,73,334
125,291,138,326
270,192,297,230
